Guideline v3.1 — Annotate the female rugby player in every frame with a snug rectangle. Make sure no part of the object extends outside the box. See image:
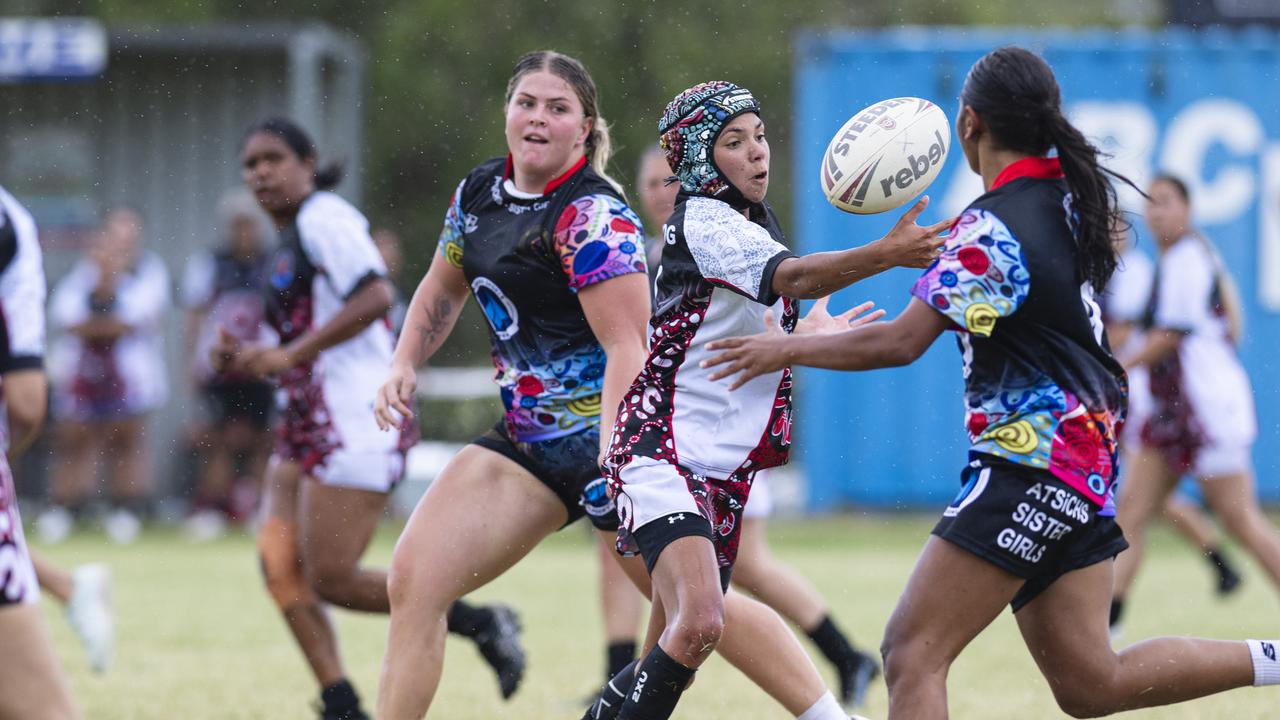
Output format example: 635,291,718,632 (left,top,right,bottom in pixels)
1110,174,1280,626
703,47,1280,718
216,119,519,720
599,81,948,720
